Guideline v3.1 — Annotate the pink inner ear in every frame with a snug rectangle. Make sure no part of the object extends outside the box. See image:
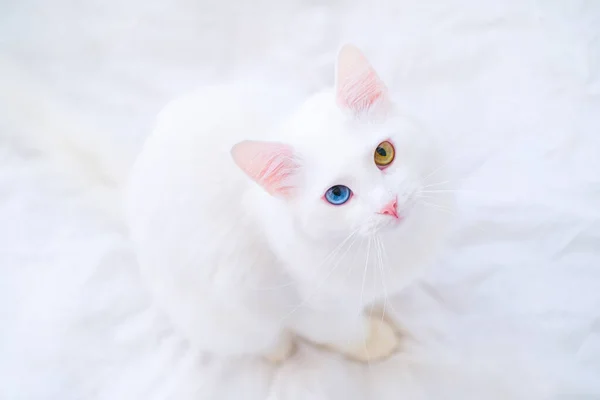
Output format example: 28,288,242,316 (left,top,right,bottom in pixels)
335,44,388,114
231,140,299,197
